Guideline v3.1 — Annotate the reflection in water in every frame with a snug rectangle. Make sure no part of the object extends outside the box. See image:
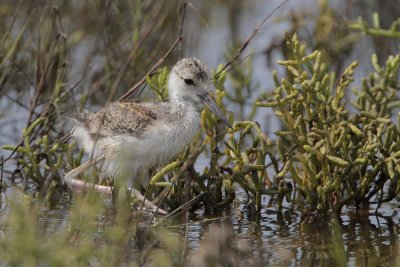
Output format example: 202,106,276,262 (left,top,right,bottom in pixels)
24,191,399,266
0,0,399,265
300,211,400,266
184,205,400,266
